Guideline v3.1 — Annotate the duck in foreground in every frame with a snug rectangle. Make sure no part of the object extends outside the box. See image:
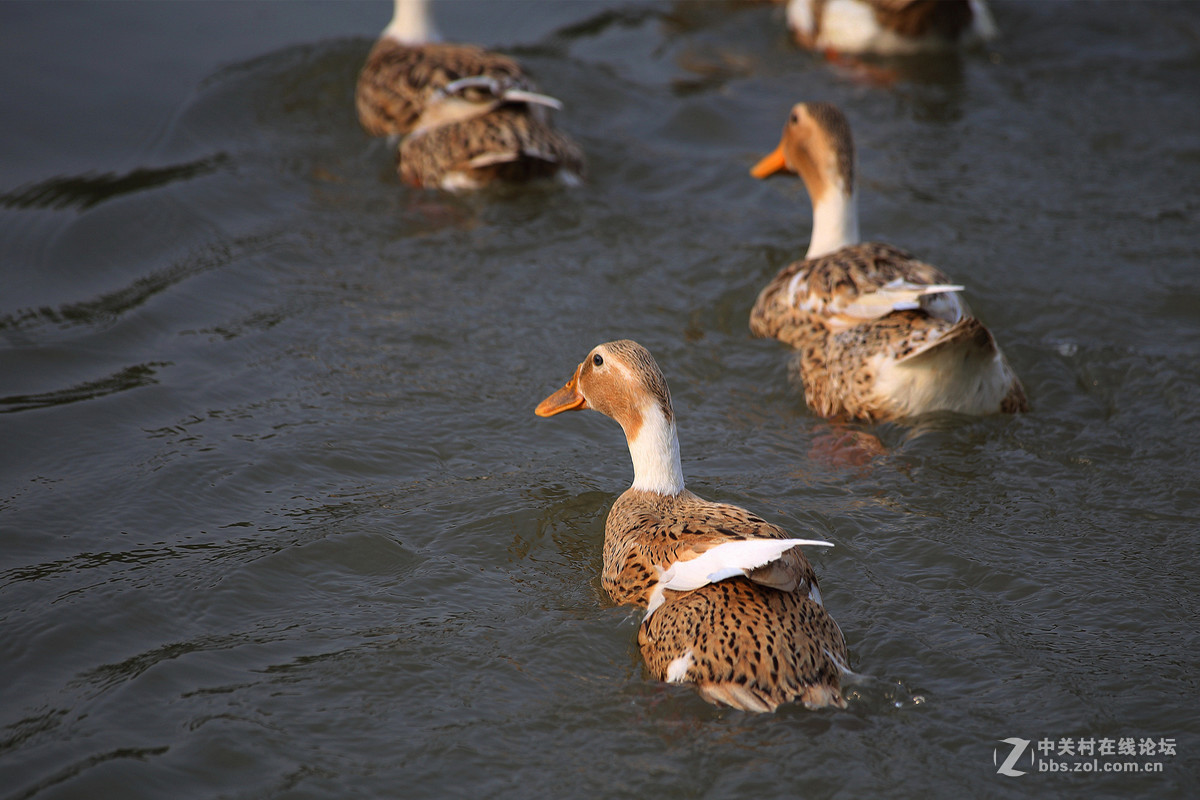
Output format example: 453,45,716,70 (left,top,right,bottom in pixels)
749,102,1028,422
787,0,997,56
355,0,583,190
536,340,848,712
